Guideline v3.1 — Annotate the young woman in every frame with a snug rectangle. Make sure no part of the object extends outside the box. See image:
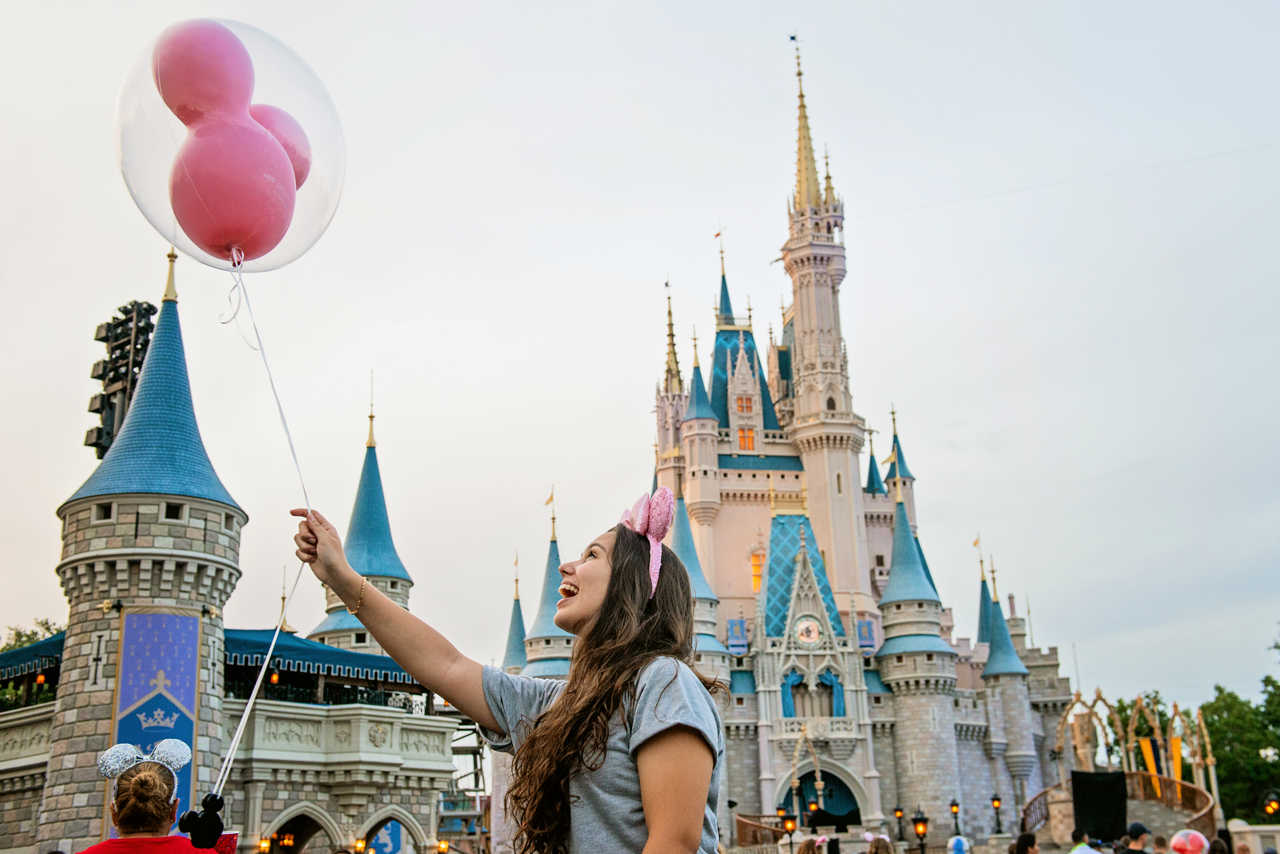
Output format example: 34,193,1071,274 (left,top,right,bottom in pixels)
292,487,723,854
82,740,198,852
